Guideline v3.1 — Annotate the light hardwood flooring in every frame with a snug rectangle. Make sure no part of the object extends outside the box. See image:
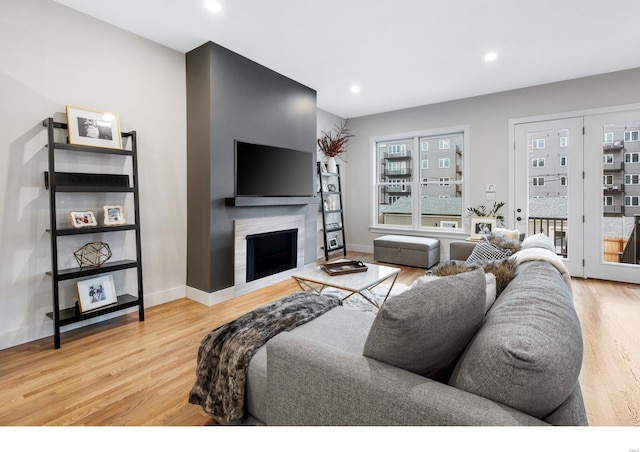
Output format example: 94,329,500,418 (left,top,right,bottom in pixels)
0,251,638,426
